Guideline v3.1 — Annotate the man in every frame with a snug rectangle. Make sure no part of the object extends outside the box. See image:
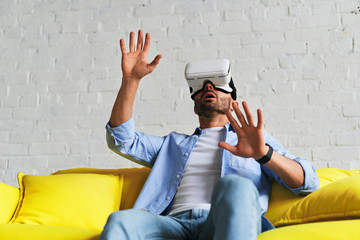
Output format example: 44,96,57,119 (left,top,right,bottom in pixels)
100,30,320,240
